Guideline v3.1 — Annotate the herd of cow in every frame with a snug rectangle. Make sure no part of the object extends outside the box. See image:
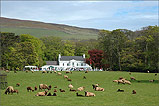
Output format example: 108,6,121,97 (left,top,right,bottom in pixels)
4,71,157,97
4,70,104,97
